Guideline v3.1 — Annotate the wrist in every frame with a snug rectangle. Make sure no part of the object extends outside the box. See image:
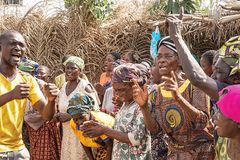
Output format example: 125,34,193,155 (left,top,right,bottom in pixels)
173,91,182,101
